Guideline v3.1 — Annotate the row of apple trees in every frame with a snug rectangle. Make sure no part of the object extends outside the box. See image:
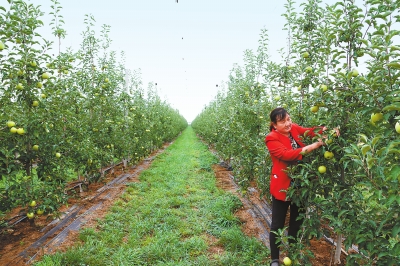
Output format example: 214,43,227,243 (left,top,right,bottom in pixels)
192,0,399,264
0,0,187,221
